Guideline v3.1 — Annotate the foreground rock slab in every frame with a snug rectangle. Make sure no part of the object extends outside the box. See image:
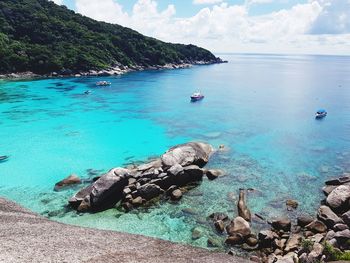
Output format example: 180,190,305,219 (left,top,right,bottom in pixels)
0,198,246,263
